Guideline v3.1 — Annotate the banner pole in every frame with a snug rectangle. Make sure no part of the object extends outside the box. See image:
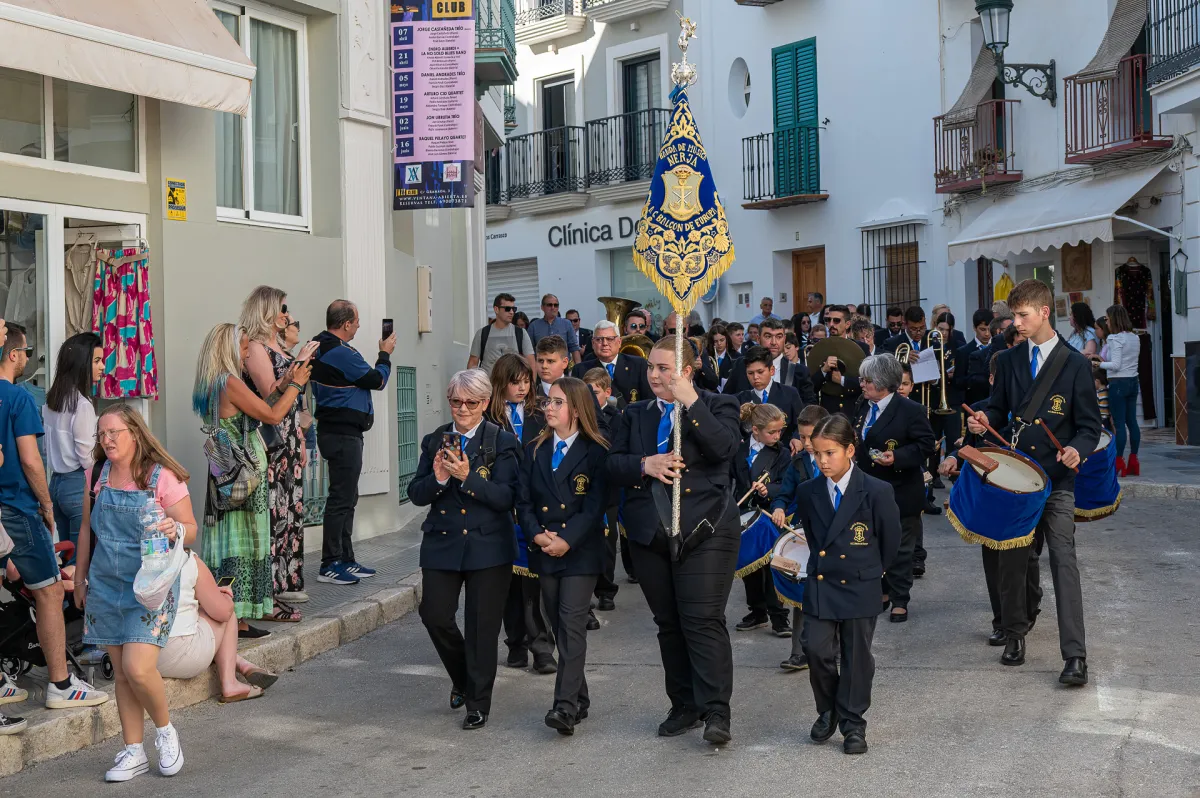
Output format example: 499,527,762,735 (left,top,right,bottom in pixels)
672,324,683,539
